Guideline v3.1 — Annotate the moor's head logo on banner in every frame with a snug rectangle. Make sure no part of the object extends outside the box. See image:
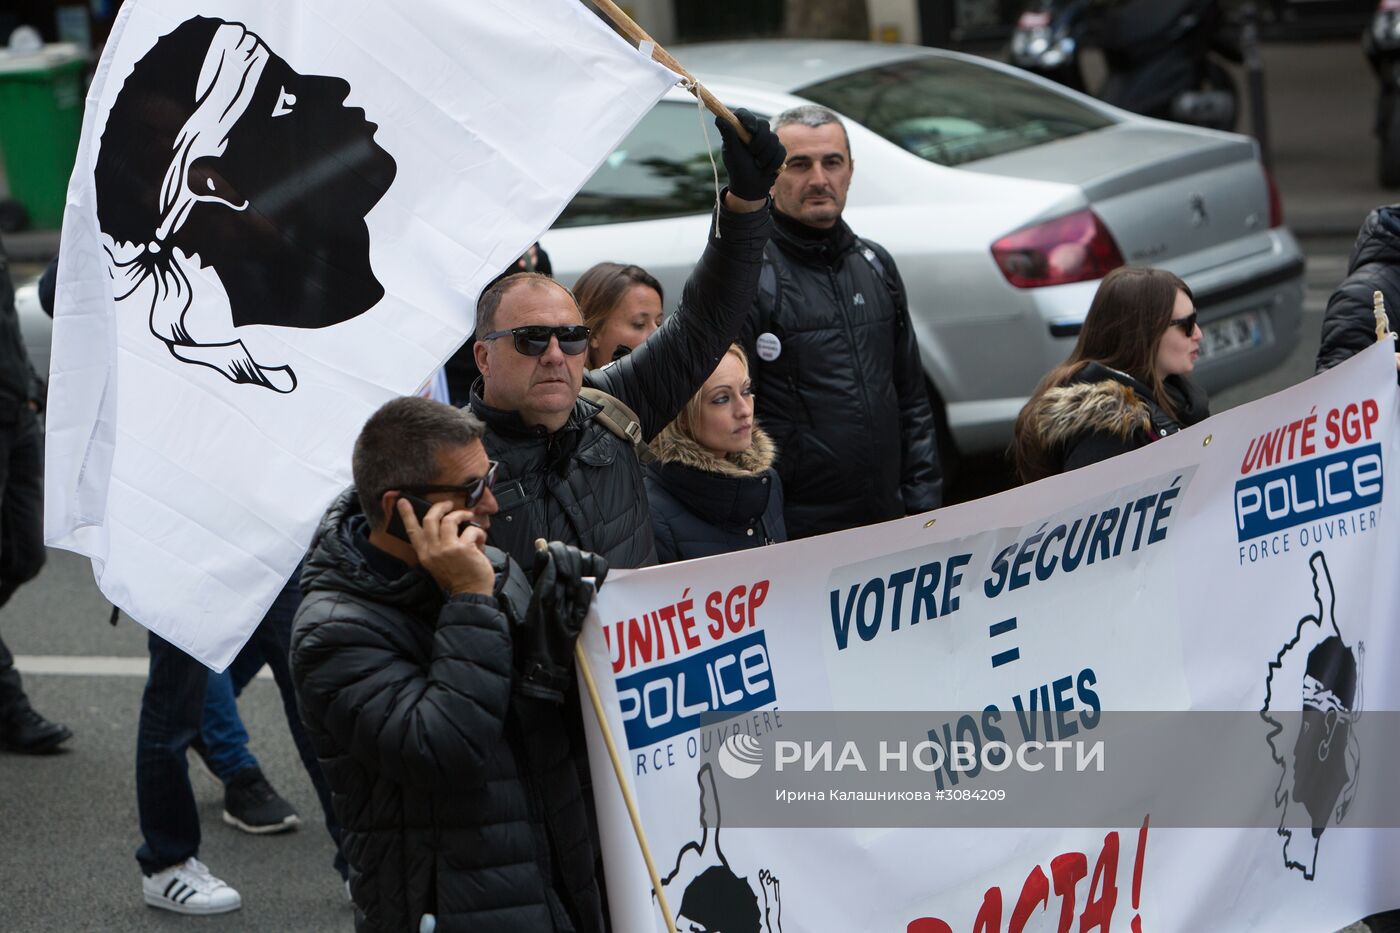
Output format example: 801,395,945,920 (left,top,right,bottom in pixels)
1260,551,1364,881
660,764,784,933
95,16,397,393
